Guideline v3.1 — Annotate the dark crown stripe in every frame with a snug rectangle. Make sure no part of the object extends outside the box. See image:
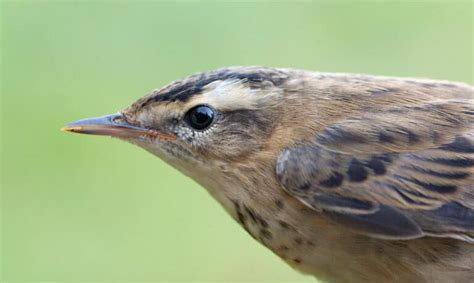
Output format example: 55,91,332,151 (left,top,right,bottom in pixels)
144,68,287,105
